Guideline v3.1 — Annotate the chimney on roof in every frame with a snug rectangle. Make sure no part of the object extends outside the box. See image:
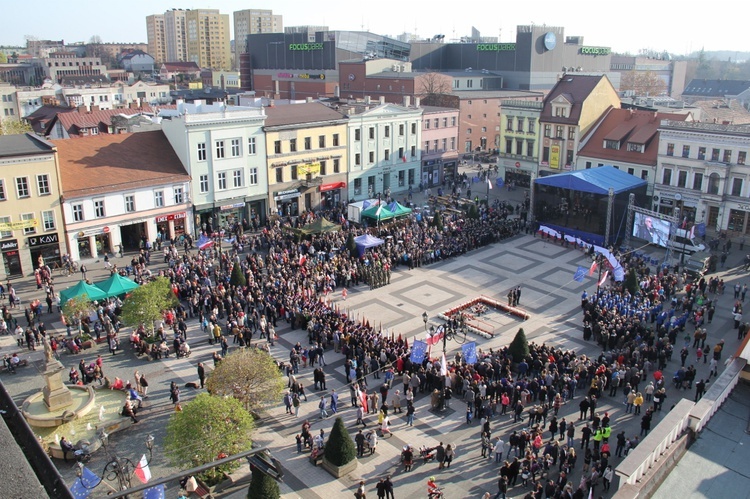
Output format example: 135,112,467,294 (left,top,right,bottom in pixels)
403,95,411,107
415,97,421,108
379,96,385,105
364,96,371,105
77,104,87,113
91,105,99,112
628,109,634,119
306,97,313,103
